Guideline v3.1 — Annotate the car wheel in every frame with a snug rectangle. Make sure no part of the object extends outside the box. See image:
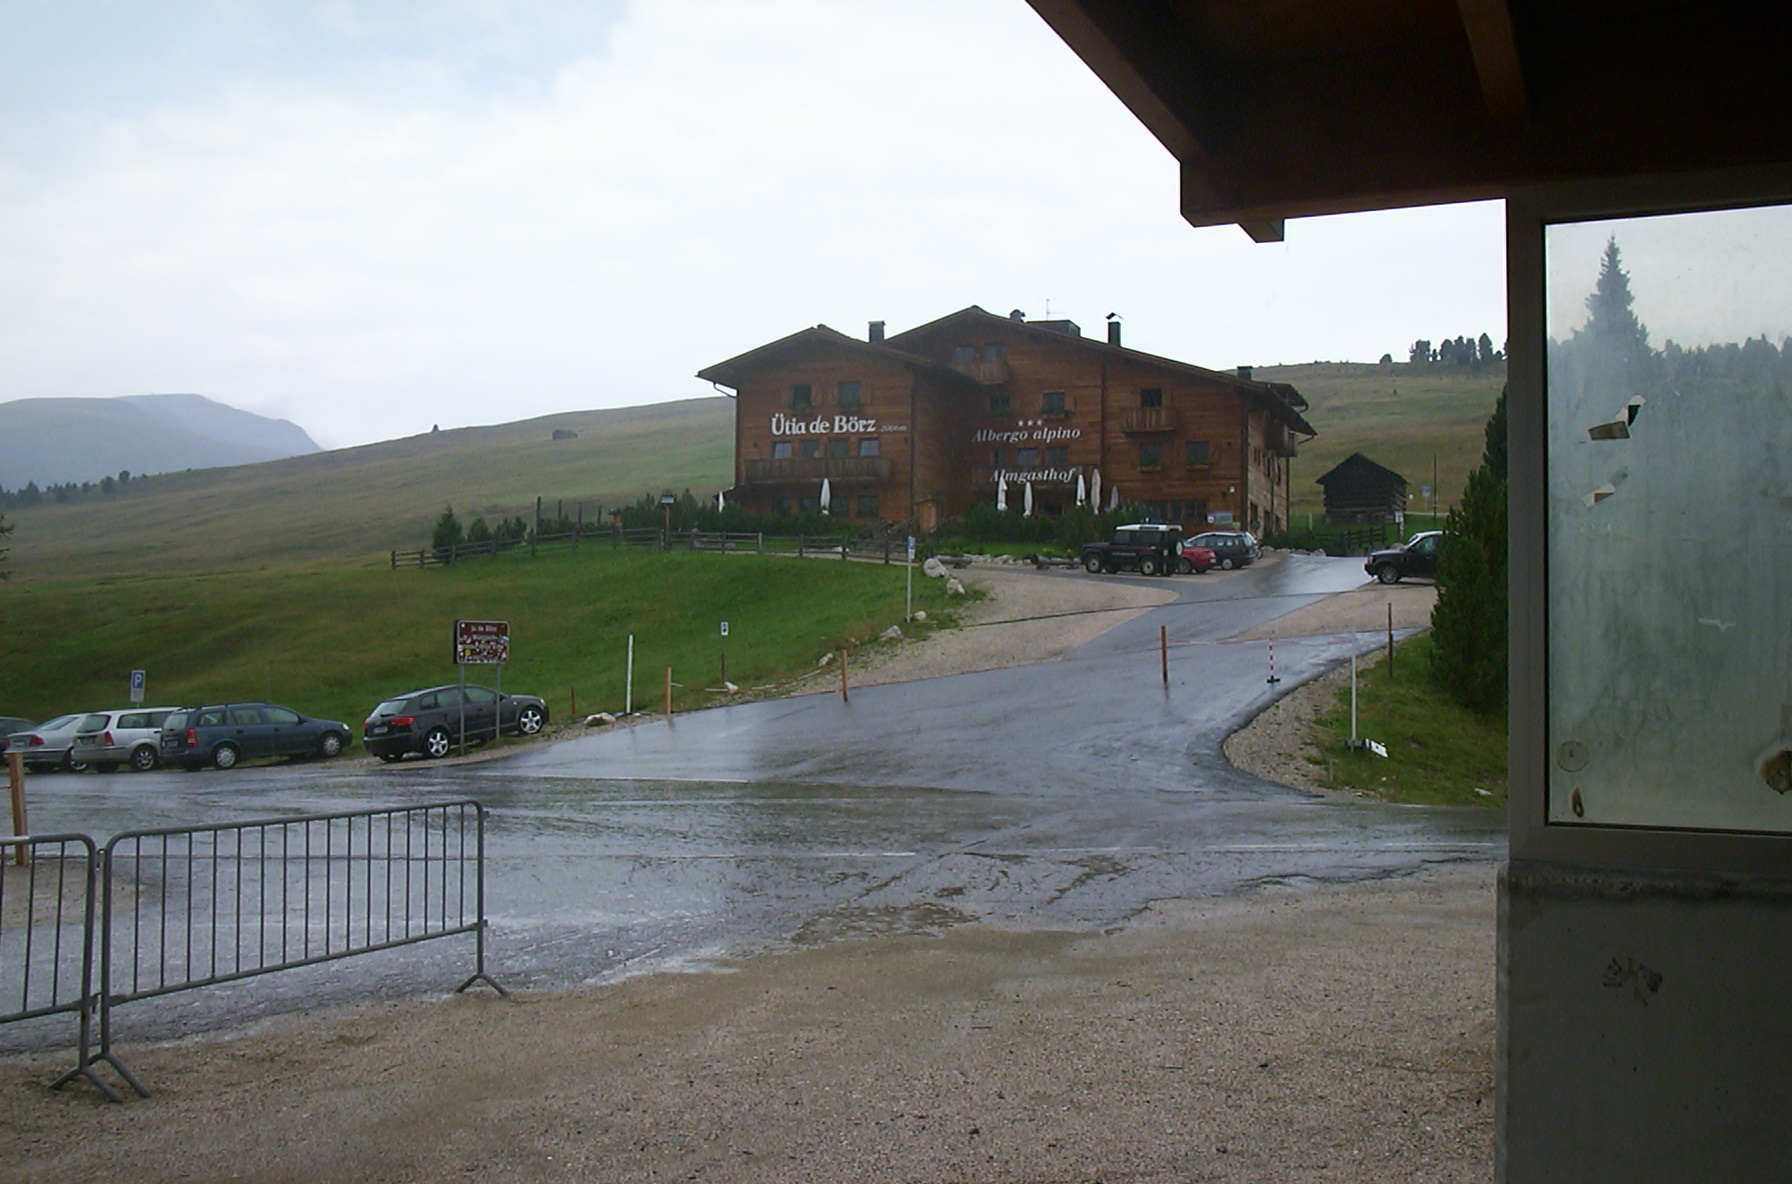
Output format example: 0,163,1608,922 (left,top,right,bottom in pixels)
517,705,545,735
212,743,240,770
1083,554,1104,574
1176,556,1192,575
1139,554,1161,577
1376,563,1401,585
424,727,453,759
1220,557,1235,570
318,732,344,759
129,746,159,772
